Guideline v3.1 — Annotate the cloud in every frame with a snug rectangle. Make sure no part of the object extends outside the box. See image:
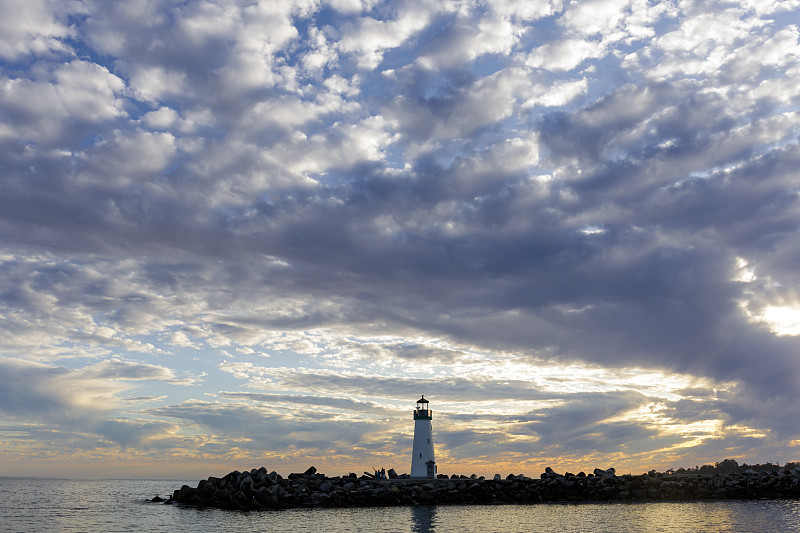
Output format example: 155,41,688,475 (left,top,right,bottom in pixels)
0,0,73,59
2,0,800,476
219,391,398,415
0,60,126,150
94,418,178,449
416,11,519,70
147,399,381,453
0,356,182,451
527,38,605,71
78,357,175,381
0,357,120,425
336,1,442,69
